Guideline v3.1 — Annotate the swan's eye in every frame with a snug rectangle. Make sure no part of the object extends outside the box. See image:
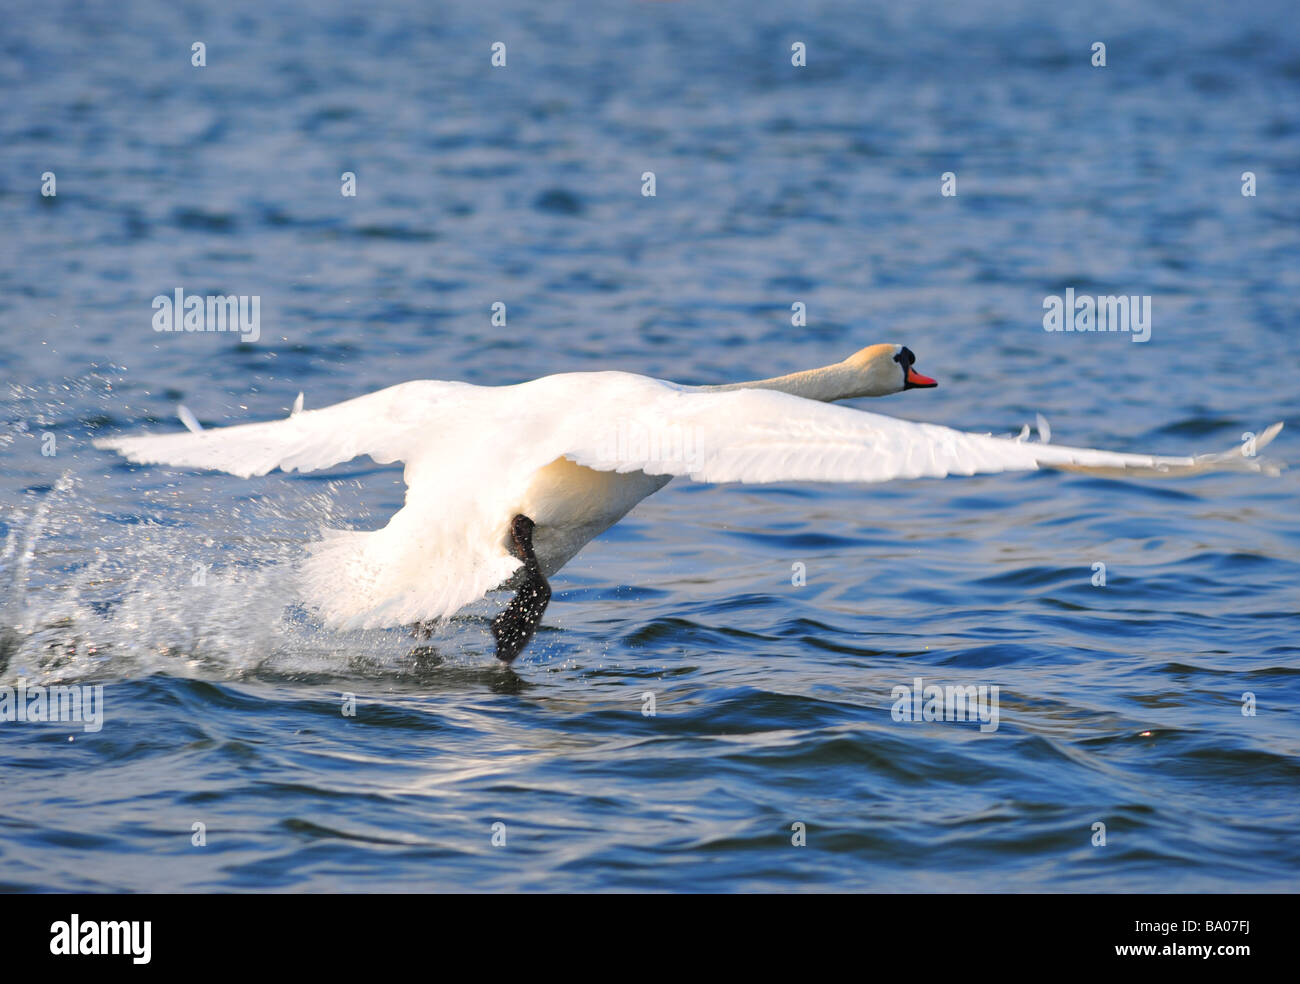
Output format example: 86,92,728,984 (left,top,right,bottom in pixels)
894,347,915,367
